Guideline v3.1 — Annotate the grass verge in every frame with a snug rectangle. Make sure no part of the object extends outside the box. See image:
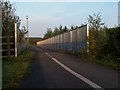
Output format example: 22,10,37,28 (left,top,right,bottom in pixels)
2,50,34,88
75,53,120,70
